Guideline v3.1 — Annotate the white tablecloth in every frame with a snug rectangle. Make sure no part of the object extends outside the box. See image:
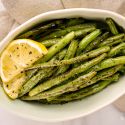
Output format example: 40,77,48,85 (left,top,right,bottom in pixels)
0,1,125,125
